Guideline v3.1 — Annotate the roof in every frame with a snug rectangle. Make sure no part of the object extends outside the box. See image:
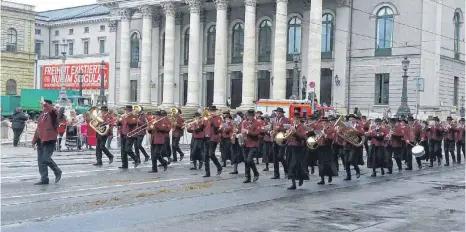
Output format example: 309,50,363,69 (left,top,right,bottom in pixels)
37,4,109,22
